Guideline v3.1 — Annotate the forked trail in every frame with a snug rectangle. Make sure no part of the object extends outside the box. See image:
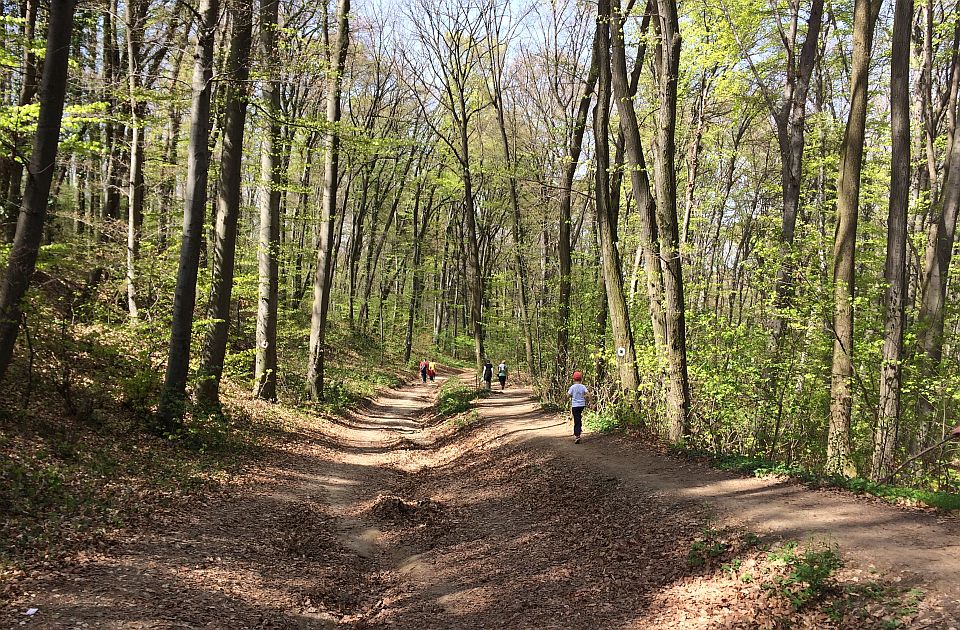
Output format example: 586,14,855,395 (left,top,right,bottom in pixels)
7,374,960,628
